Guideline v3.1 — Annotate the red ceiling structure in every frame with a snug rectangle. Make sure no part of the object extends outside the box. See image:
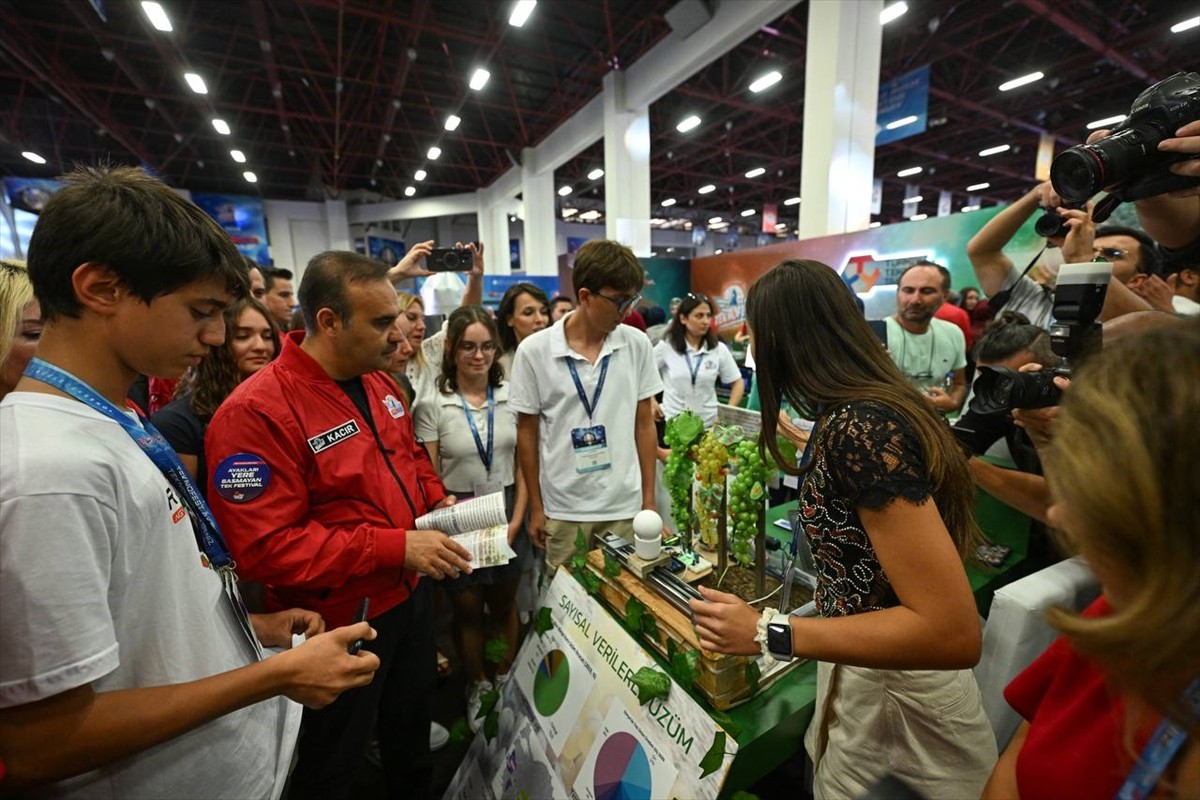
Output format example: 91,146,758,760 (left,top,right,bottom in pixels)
2,0,1198,230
